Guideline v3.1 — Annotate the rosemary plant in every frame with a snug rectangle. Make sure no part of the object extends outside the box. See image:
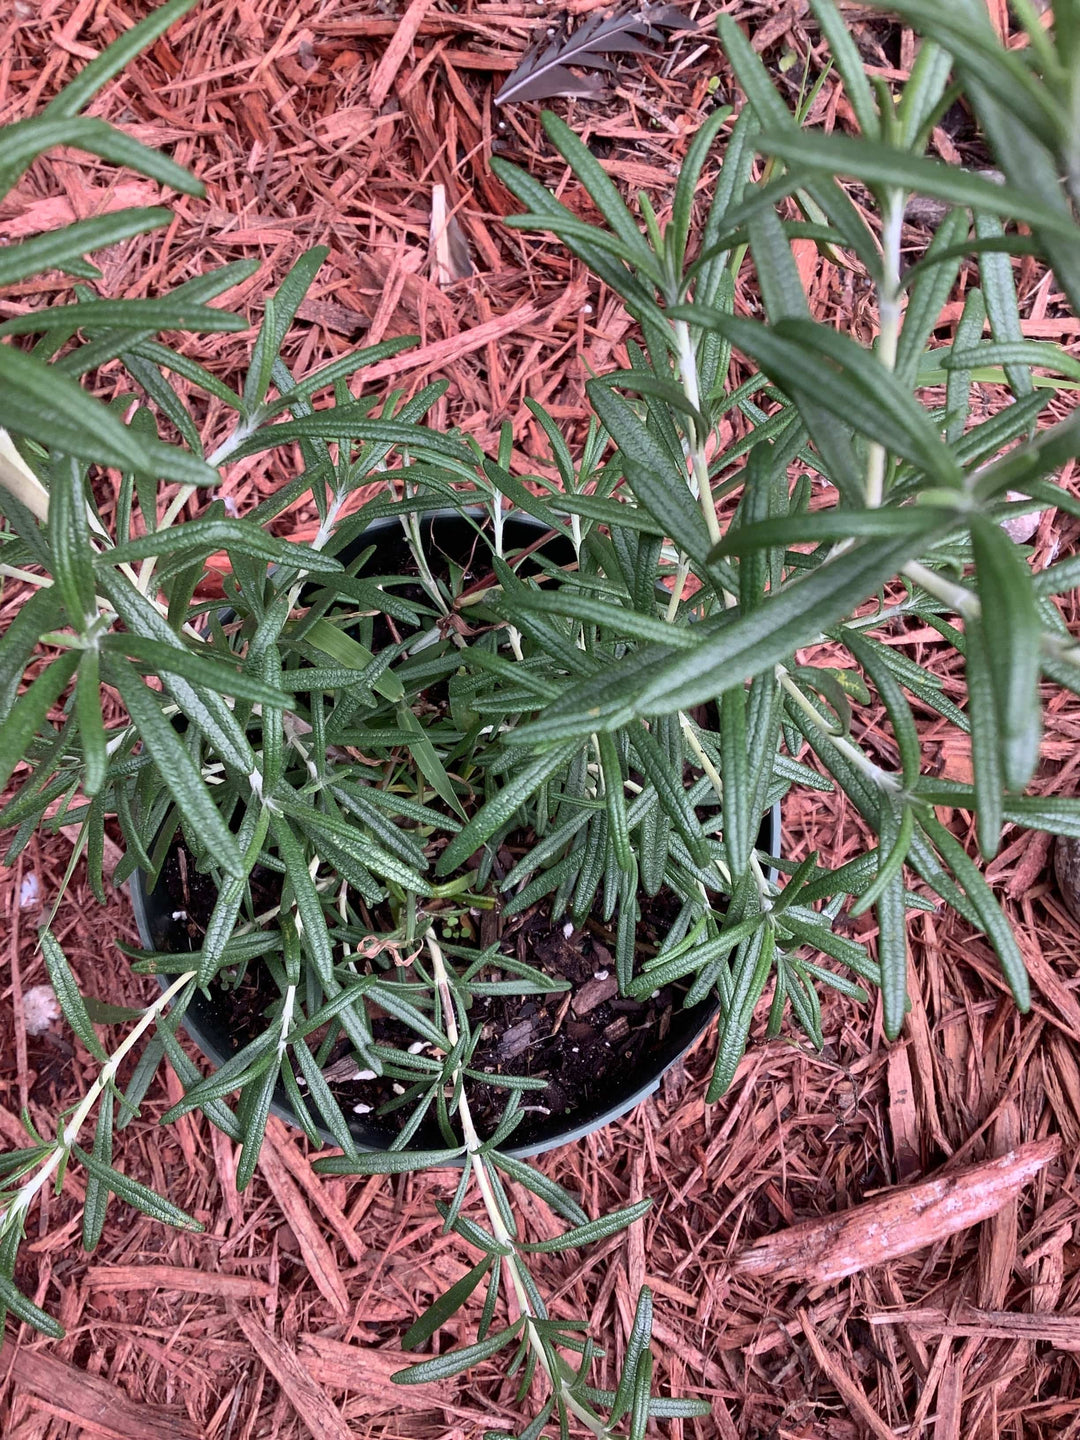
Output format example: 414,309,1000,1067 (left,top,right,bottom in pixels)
3,1,1080,1435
